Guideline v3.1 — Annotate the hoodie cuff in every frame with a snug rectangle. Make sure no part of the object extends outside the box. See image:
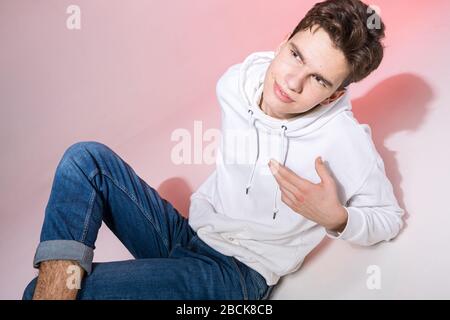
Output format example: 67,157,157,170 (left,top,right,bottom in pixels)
325,206,364,240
